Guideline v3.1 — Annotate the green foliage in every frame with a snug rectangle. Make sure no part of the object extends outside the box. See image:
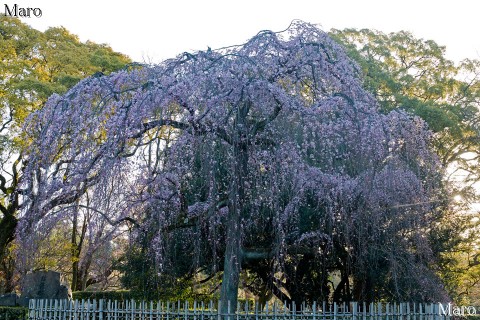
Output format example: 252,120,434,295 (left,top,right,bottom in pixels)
117,243,202,302
72,290,134,302
0,16,131,138
72,290,254,306
0,306,27,320
329,28,480,167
